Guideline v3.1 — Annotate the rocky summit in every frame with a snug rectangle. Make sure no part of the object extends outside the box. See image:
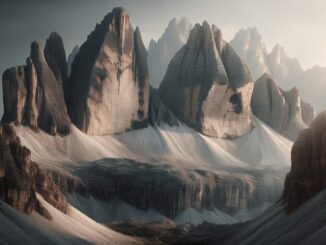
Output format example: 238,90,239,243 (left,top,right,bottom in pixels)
69,7,149,135
148,18,192,88
251,73,314,140
2,33,71,136
159,22,254,138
